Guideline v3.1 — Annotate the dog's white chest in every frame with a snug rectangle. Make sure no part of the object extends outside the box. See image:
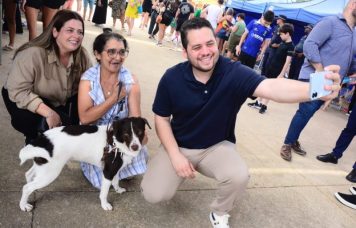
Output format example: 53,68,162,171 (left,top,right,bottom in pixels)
120,155,134,170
